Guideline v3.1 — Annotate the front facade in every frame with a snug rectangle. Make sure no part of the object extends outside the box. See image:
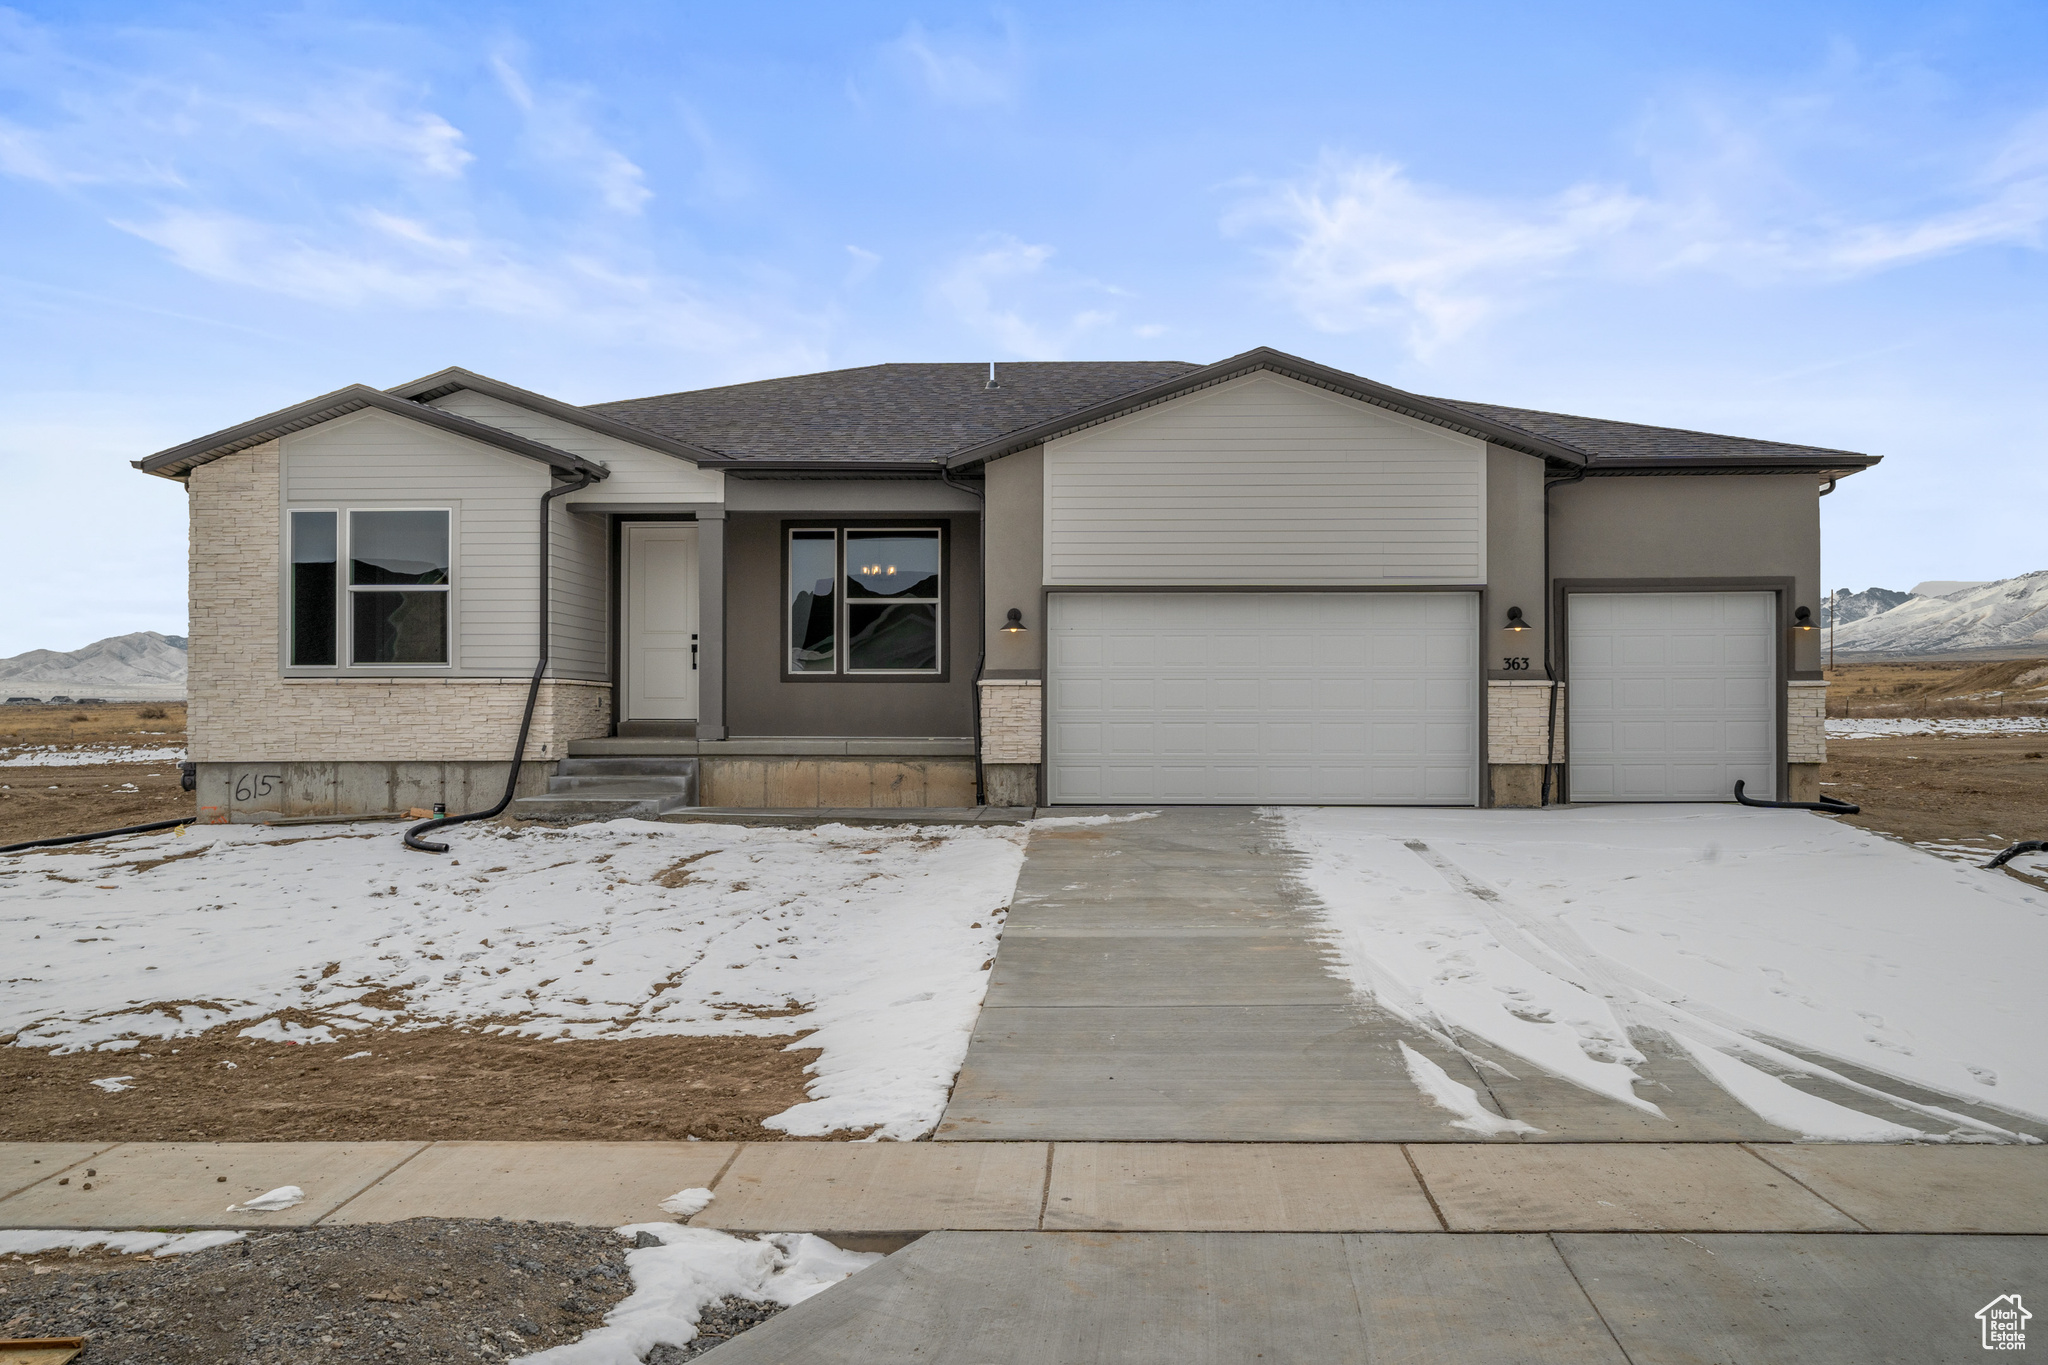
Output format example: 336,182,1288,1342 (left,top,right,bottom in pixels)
136,349,1876,820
